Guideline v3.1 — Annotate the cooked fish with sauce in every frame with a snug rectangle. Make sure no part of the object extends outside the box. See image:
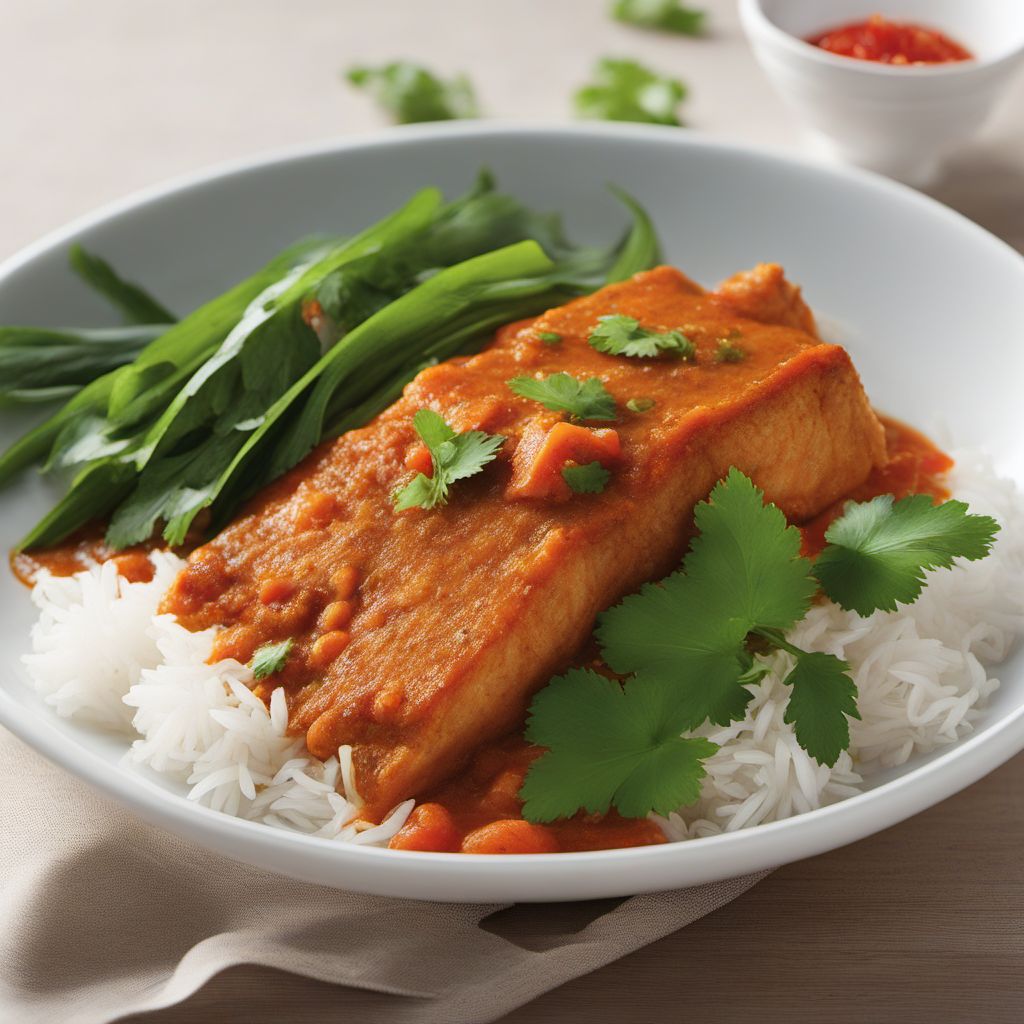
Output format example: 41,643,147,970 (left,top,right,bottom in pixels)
162,265,887,815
